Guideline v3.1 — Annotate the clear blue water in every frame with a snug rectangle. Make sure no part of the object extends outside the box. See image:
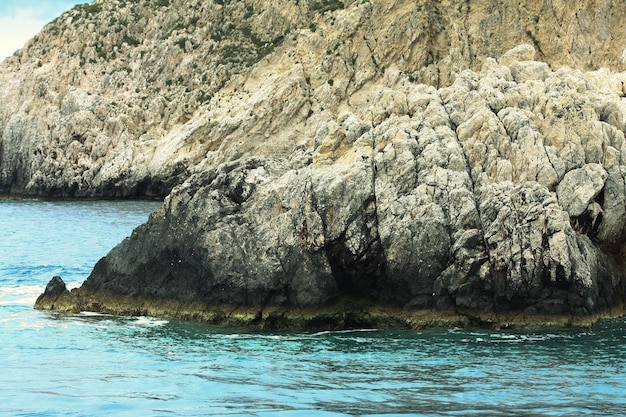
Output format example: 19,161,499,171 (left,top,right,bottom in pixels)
1,199,626,417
